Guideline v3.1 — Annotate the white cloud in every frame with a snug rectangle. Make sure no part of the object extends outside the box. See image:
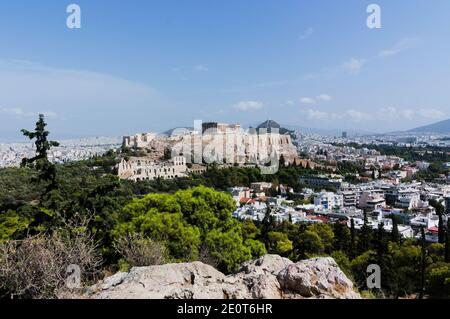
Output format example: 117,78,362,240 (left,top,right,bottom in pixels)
345,109,370,122
303,38,417,81
300,97,316,104
301,106,445,124
194,64,208,72
0,107,57,118
316,94,332,102
299,27,314,40
302,109,335,121
301,108,369,122
300,94,332,104
380,107,444,121
379,37,419,58
342,58,366,74
0,107,32,117
233,100,263,111
416,108,445,119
